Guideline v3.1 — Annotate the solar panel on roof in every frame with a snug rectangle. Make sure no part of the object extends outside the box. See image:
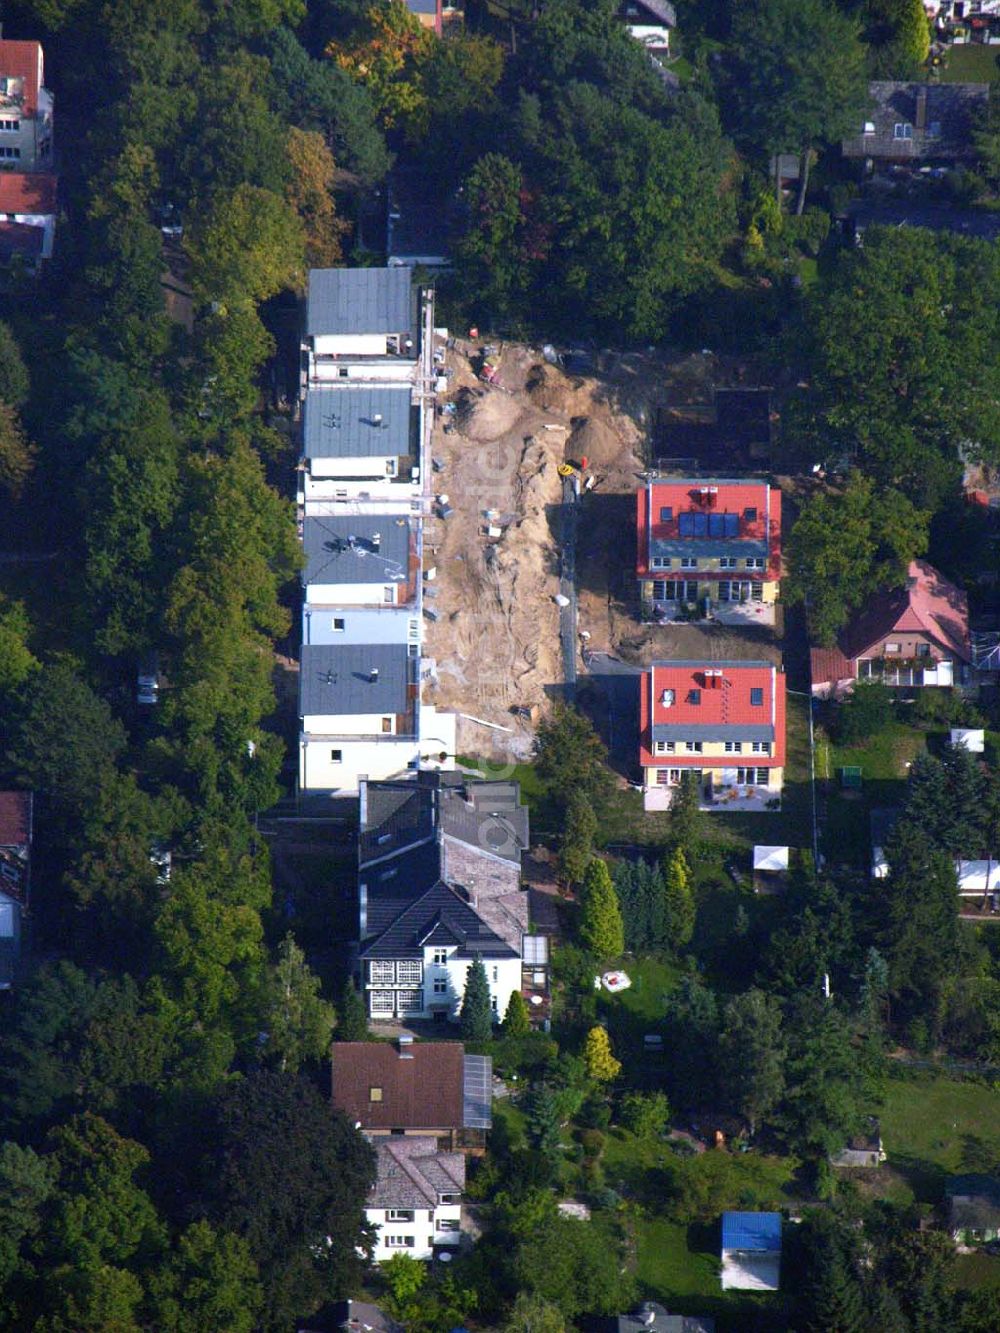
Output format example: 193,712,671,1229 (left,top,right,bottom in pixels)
462,1054,492,1129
